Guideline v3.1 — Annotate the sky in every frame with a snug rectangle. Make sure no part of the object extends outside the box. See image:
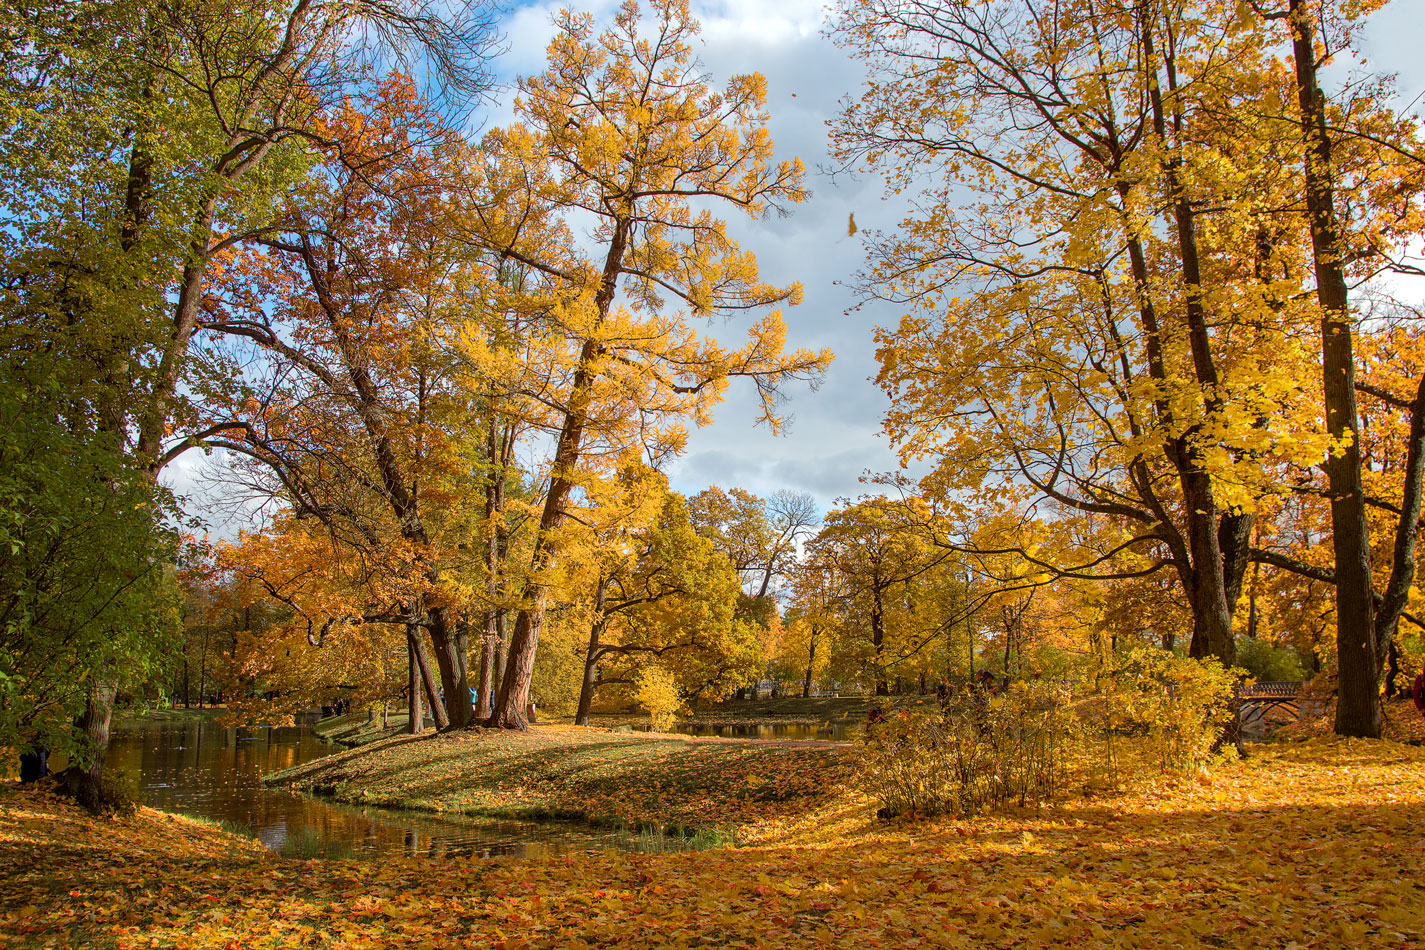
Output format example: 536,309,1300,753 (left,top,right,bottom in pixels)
167,0,1425,535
